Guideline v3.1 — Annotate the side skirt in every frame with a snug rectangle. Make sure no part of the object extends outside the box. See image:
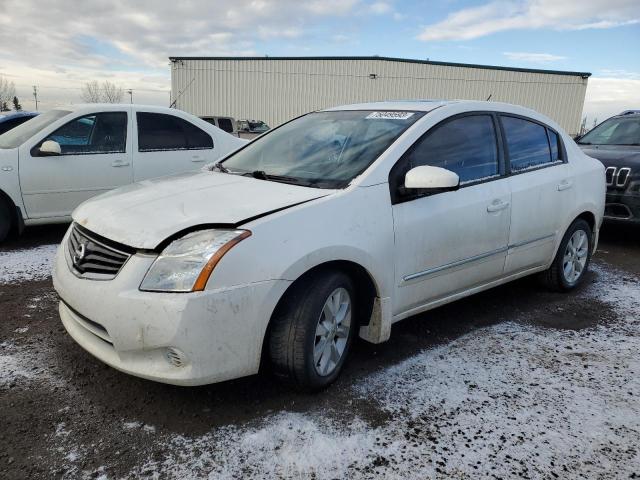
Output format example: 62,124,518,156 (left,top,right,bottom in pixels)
392,264,547,323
